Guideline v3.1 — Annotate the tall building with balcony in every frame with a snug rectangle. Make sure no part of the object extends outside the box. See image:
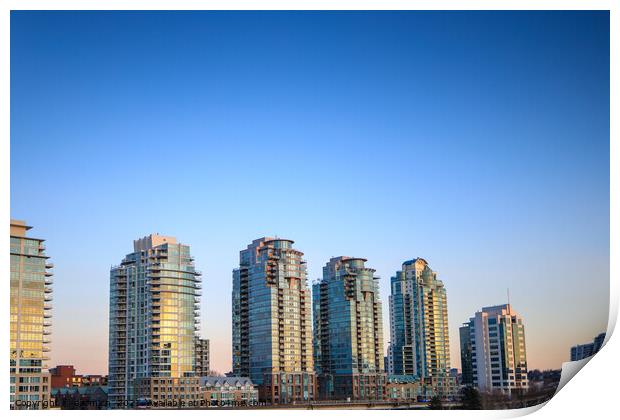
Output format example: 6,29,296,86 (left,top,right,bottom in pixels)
460,304,528,395
194,337,210,376
108,234,202,408
387,258,454,397
232,237,315,403
10,219,53,408
312,257,386,400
